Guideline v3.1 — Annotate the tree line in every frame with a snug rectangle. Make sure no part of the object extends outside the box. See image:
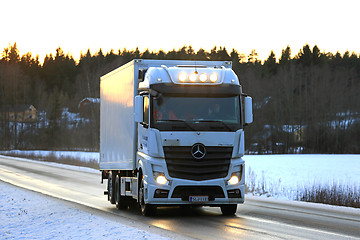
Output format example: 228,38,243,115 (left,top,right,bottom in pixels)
0,43,359,153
